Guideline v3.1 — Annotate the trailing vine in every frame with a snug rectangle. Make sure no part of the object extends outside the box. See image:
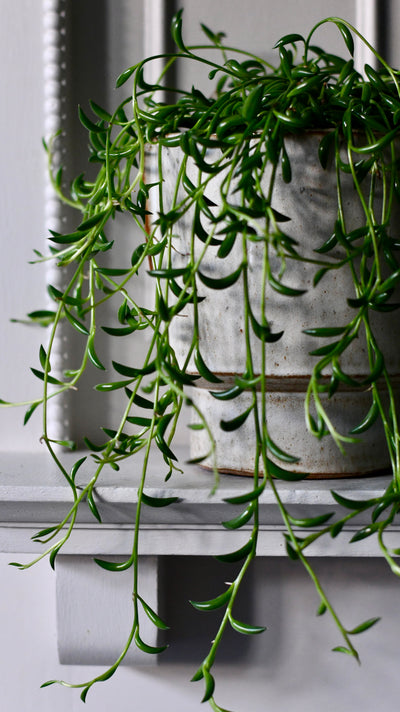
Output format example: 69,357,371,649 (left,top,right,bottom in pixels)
2,12,400,710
